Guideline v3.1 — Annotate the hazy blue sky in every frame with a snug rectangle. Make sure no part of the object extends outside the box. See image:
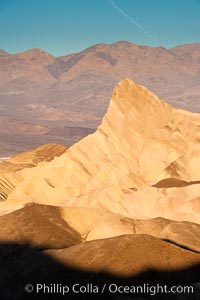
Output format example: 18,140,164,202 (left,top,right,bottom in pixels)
0,0,199,56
